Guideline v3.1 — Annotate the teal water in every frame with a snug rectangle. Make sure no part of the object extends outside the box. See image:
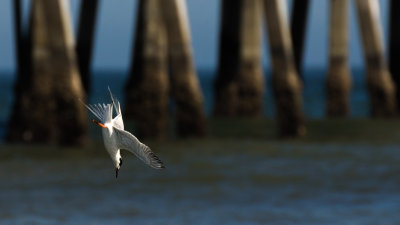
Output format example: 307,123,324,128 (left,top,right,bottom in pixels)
0,139,400,224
